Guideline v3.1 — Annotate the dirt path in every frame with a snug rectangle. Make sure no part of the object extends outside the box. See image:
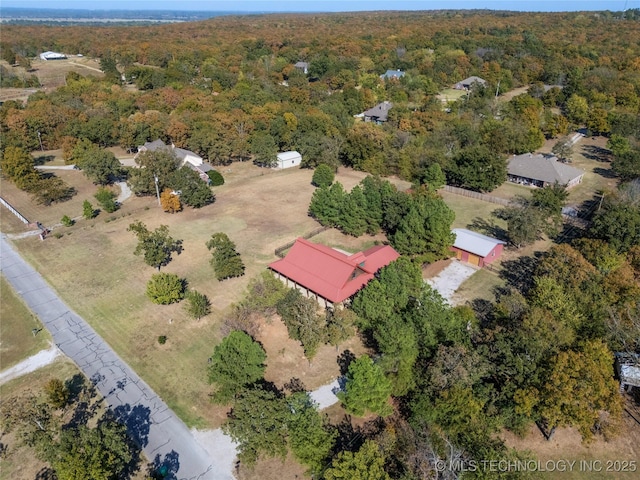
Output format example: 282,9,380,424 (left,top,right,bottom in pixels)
0,344,60,385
